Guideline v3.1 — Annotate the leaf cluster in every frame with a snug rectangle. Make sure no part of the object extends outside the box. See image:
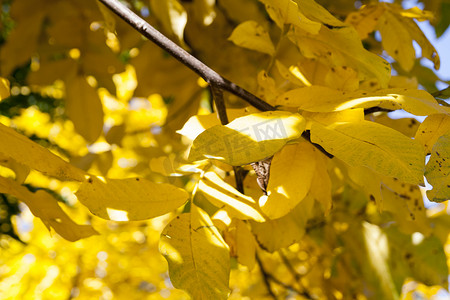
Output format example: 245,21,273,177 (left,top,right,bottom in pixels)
0,0,450,299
